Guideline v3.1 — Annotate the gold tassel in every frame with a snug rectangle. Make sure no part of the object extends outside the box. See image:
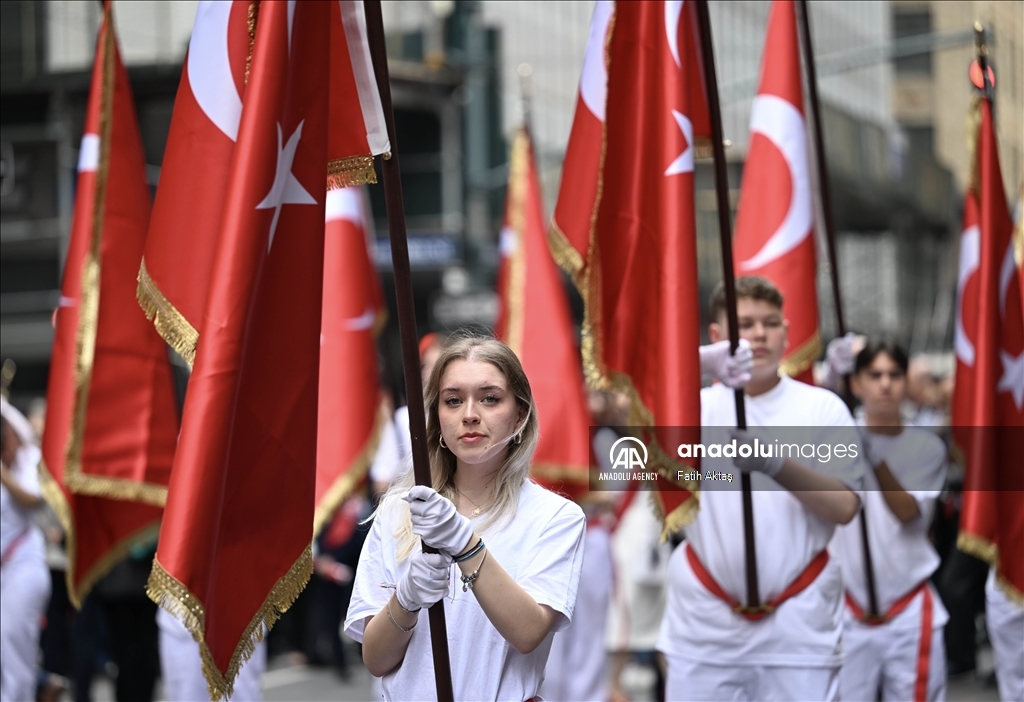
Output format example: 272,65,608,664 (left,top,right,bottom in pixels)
956,531,1024,605
327,155,377,190
137,258,199,366
778,333,822,379
148,546,313,701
